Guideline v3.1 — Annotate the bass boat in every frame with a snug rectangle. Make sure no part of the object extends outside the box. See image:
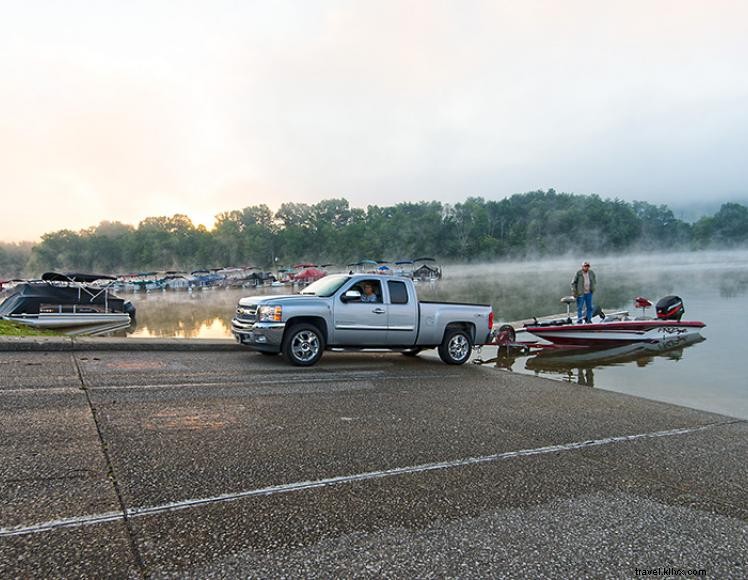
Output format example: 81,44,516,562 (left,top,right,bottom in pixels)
523,295,705,348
